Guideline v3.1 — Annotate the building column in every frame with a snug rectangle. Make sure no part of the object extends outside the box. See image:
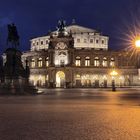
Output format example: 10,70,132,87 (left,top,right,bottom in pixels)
49,50,54,67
